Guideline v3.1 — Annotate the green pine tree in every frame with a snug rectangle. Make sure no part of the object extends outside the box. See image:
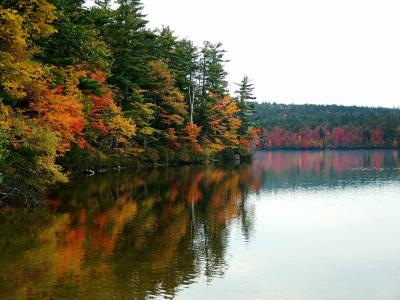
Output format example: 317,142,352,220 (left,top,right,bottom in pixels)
235,75,256,135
